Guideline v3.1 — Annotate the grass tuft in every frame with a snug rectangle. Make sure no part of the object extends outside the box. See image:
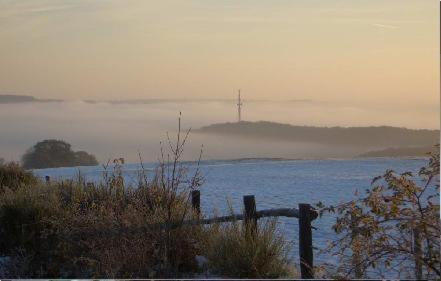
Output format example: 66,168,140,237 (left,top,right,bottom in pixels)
202,217,295,278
